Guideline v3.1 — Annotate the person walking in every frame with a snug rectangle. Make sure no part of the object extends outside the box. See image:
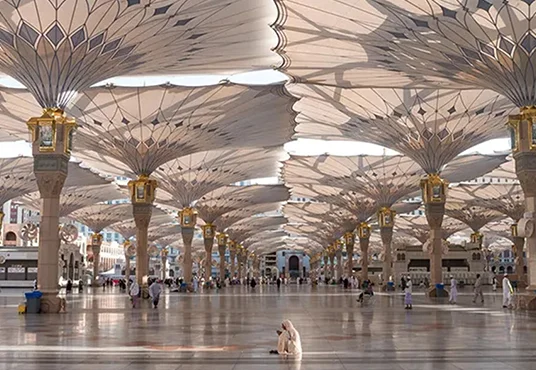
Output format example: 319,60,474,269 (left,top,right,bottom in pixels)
250,277,257,289
277,277,282,290
149,279,162,309
449,275,458,304
502,274,513,309
473,274,484,304
130,280,140,308
492,275,497,292
404,276,413,309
